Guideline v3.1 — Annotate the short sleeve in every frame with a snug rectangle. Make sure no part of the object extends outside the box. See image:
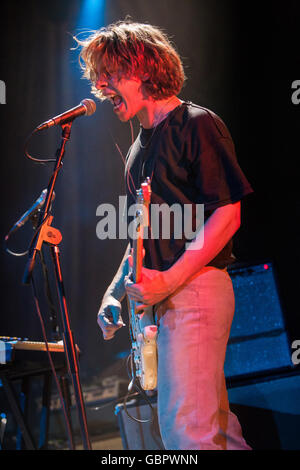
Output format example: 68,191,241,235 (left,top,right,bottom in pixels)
185,109,253,211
